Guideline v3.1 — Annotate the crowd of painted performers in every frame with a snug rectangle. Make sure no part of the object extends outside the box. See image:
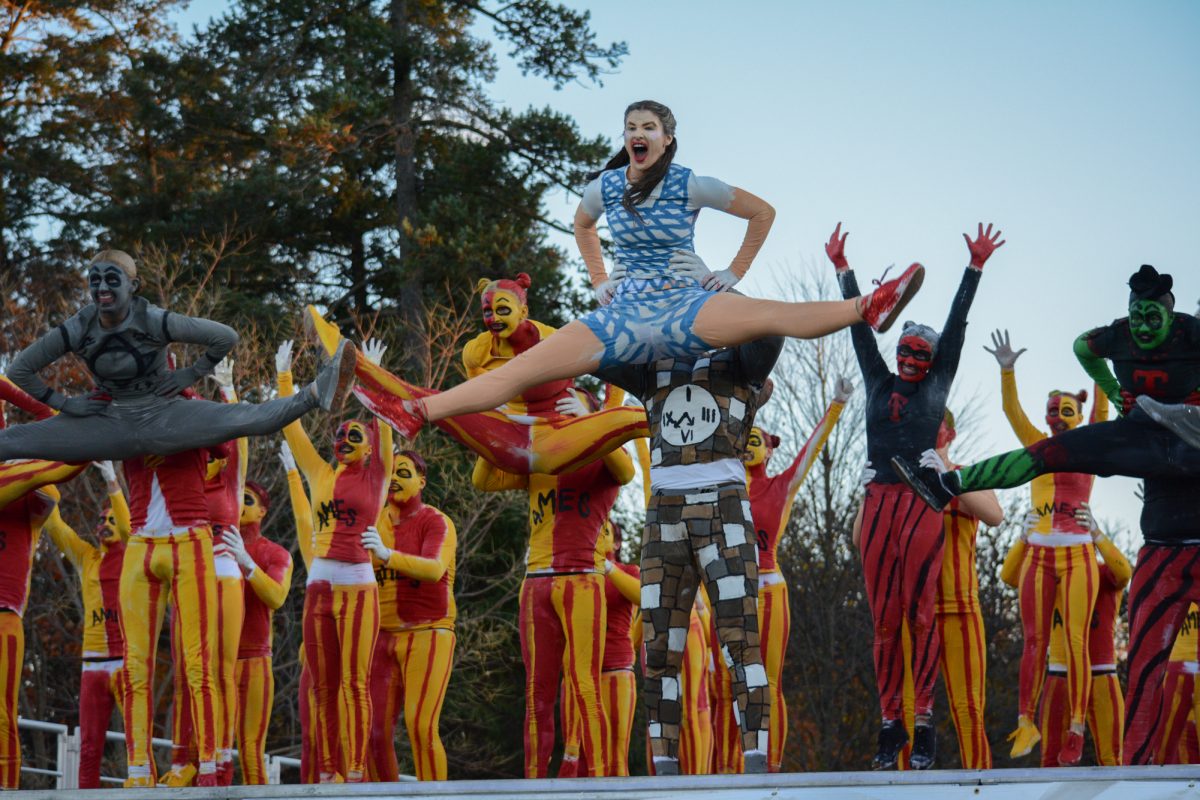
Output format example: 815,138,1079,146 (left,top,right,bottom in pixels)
0,99,1197,786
